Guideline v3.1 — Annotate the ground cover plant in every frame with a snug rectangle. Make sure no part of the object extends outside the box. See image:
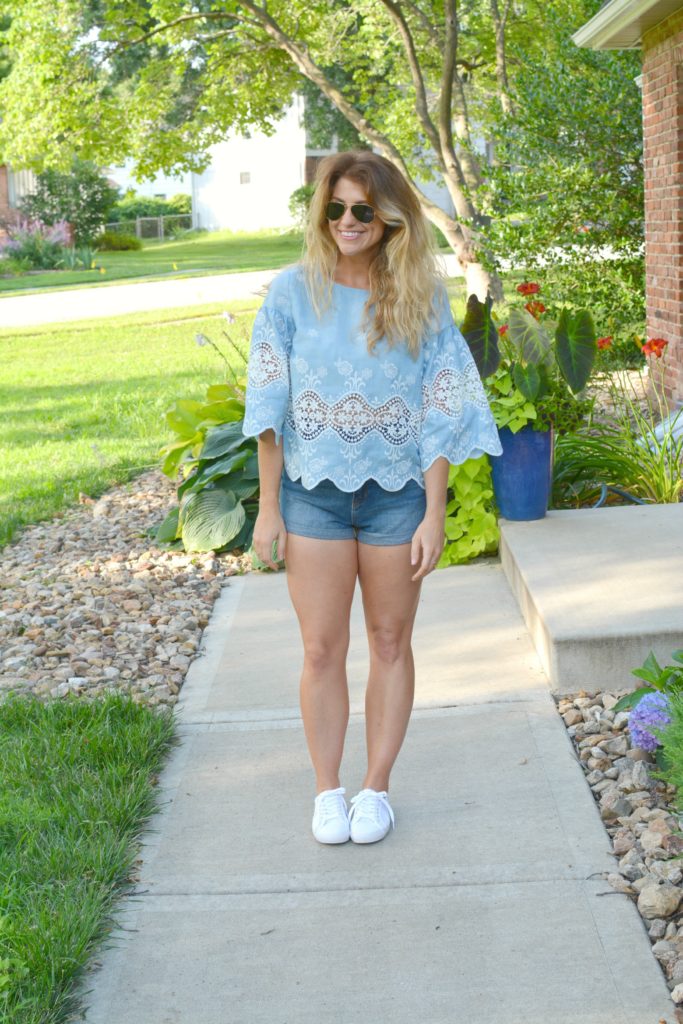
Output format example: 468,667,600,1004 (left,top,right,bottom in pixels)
0,301,251,547
0,691,177,1024
0,229,303,294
